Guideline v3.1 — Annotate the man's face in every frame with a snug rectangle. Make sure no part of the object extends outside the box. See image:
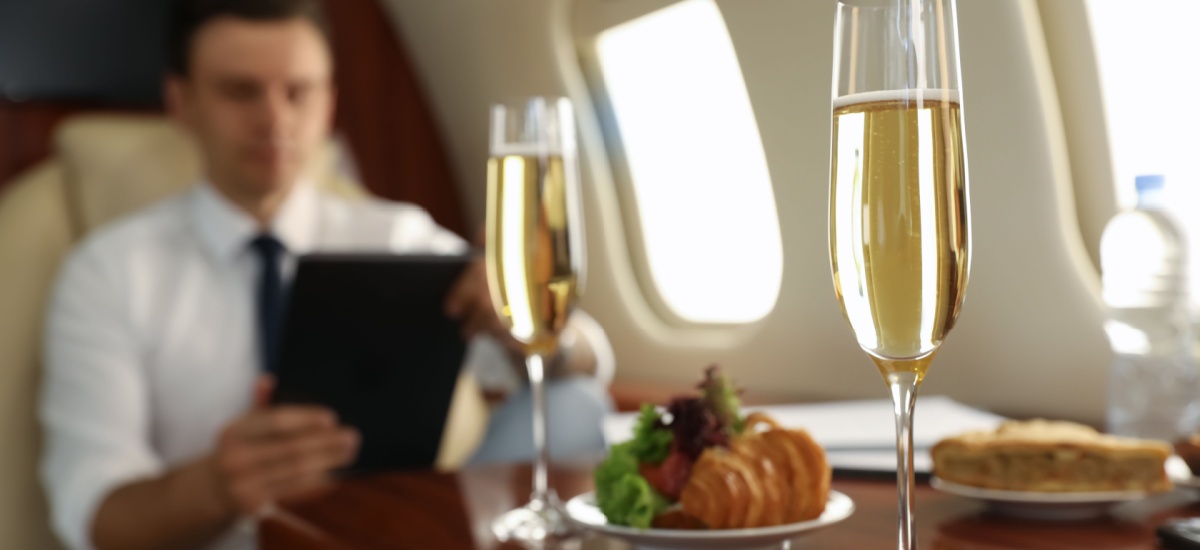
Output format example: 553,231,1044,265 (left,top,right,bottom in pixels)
167,17,334,198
